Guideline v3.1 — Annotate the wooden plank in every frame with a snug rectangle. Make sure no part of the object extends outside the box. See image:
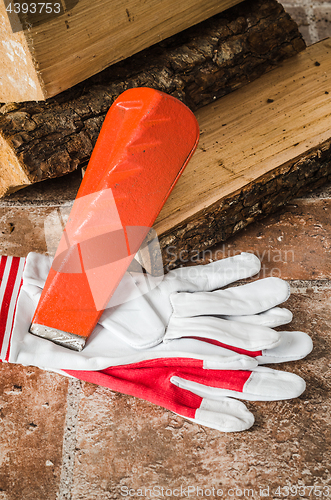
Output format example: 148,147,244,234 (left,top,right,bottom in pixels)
0,0,243,102
156,37,331,233
0,0,305,196
153,38,331,267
